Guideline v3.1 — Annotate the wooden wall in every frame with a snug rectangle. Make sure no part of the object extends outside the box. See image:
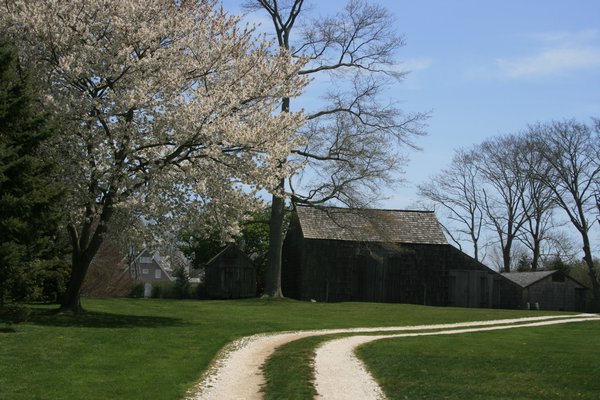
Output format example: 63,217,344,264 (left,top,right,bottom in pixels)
205,245,256,299
282,222,521,309
521,273,586,311
445,247,520,309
